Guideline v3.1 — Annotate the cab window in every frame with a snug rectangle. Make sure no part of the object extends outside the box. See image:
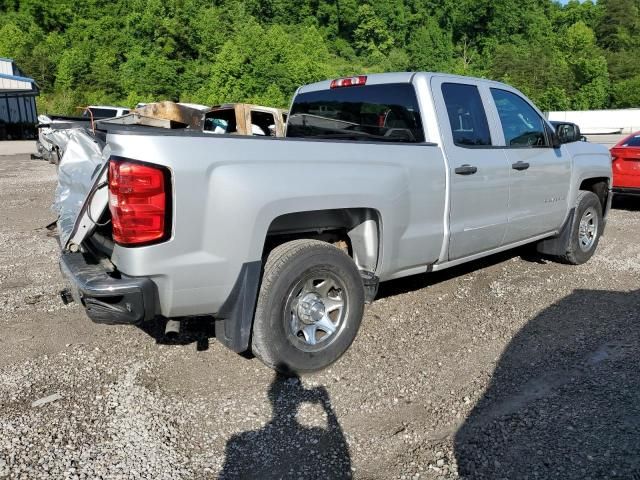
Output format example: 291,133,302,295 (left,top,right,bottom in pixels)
251,110,276,136
441,83,492,147
288,83,425,143
204,108,237,134
491,89,547,147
